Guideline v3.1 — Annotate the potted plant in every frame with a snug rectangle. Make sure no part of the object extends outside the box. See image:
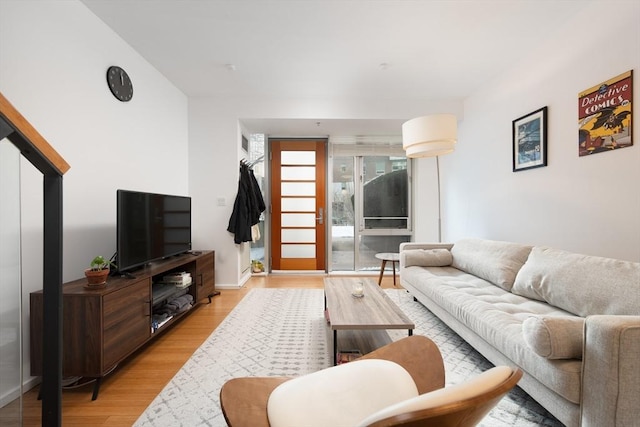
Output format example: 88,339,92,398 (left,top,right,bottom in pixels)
84,255,114,287
251,259,264,273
